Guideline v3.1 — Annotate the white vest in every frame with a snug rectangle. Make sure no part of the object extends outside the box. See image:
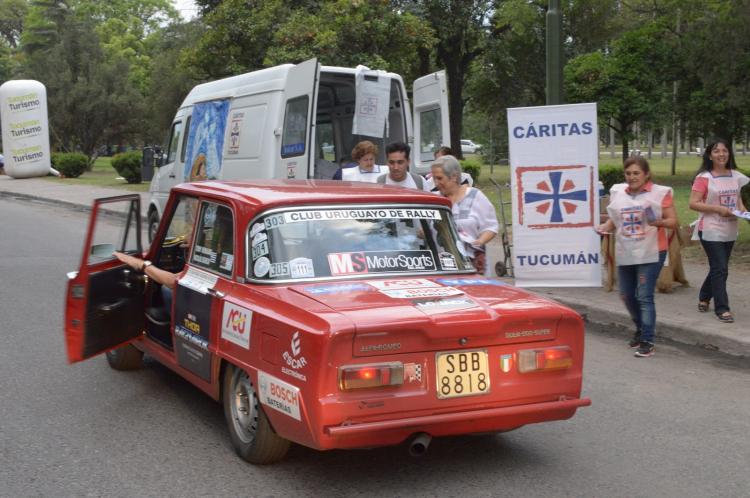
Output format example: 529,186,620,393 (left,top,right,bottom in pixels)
607,183,671,265
694,171,750,242
342,164,389,183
